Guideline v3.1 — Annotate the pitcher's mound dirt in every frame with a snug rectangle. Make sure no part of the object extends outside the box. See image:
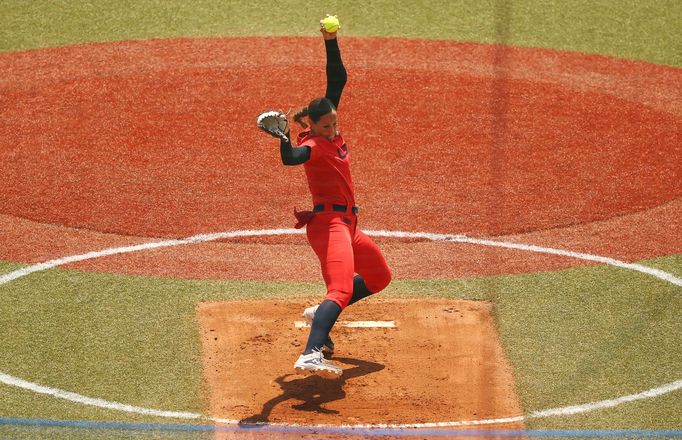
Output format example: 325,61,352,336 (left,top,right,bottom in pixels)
197,298,524,437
